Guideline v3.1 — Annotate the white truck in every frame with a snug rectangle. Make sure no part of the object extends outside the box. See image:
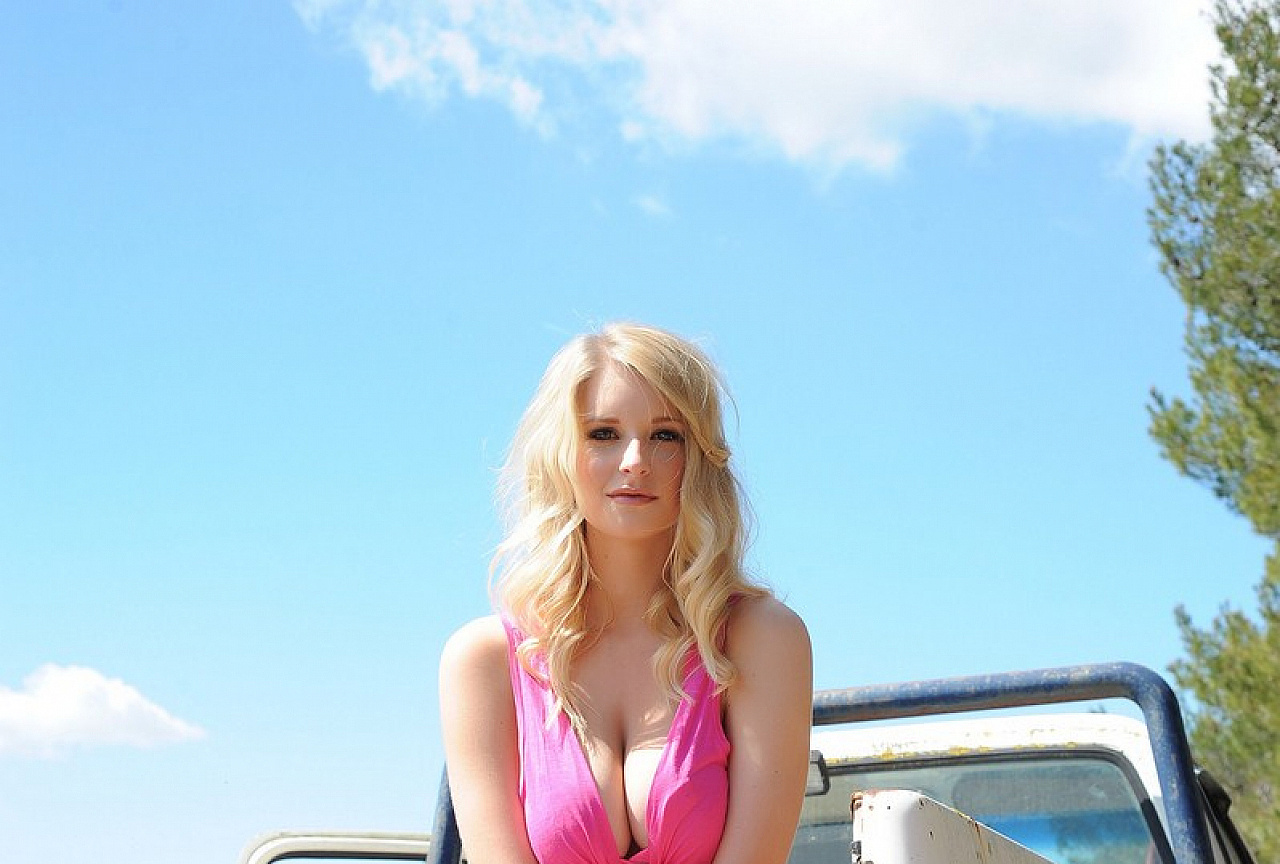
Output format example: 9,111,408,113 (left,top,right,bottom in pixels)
239,663,1256,864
